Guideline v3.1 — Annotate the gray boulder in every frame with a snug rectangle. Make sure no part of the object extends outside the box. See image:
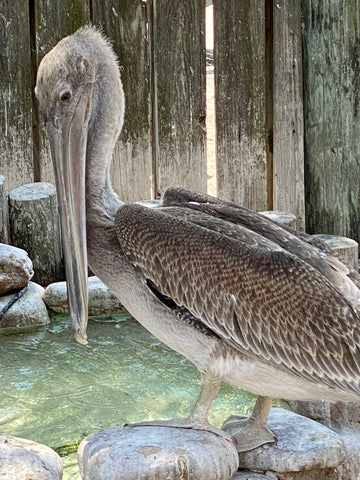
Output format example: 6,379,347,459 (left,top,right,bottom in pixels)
0,435,62,479
0,281,49,331
235,408,346,480
0,243,33,295
78,425,239,480
44,275,125,316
